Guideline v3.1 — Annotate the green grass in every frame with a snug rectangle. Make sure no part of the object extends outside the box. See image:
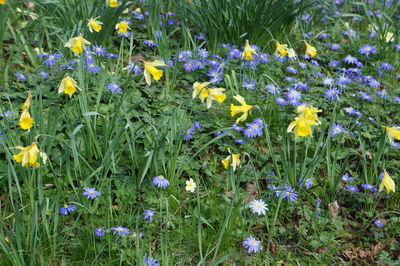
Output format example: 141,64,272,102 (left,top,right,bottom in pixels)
0,0,400,264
